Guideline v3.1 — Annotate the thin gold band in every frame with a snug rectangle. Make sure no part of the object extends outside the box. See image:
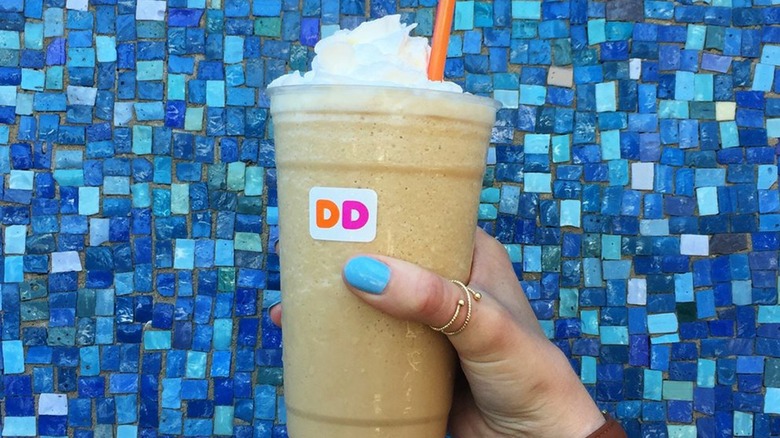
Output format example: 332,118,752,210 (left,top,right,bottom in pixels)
429,280,482,336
